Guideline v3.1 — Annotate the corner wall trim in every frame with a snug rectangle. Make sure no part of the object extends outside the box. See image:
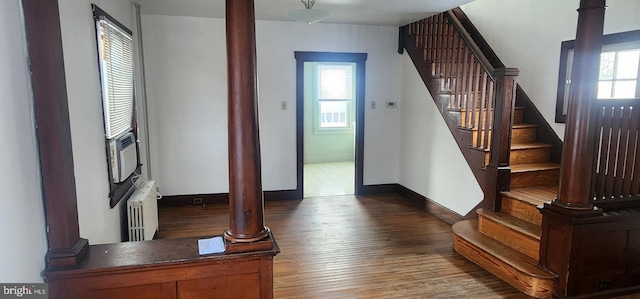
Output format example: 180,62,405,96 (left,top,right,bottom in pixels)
396,185,464,224
159,190,301,207
358,184,399,196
